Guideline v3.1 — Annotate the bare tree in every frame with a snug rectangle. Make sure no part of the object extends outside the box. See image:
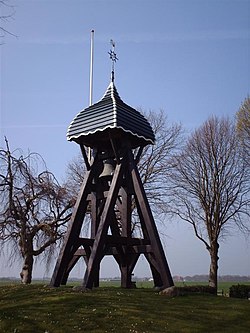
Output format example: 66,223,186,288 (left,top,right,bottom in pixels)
0,1,16,42
236,96,250,166
136,109,182,215
169,116,250,290
0,139,74,283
